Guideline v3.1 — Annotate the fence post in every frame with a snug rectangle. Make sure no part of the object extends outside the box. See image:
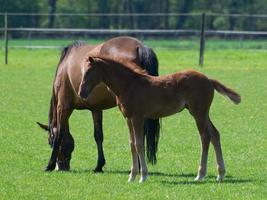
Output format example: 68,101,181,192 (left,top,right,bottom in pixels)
199,12,205,67
4,12,8,65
